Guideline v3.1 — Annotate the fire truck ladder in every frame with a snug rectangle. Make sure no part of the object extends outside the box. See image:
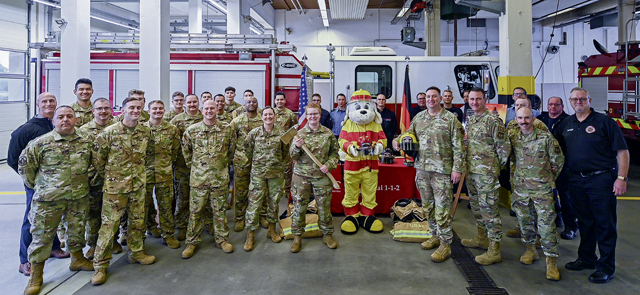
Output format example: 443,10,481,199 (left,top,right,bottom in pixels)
623,17,640,121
